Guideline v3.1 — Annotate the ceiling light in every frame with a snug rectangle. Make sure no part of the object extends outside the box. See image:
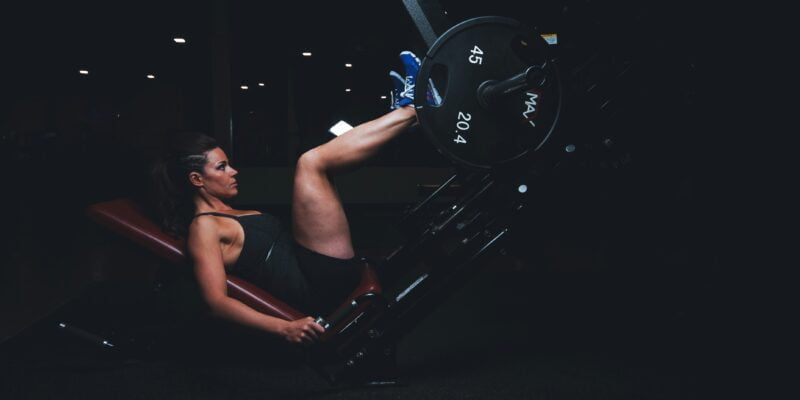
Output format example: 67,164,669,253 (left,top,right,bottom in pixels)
173,37,186,44
146,74,155,79
241,85,249,90
380,95,387,99
345,63,352,68
258,82,265,87
79,70,89,75
329,120,354,136
345,88,351,92
302,52,312,57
